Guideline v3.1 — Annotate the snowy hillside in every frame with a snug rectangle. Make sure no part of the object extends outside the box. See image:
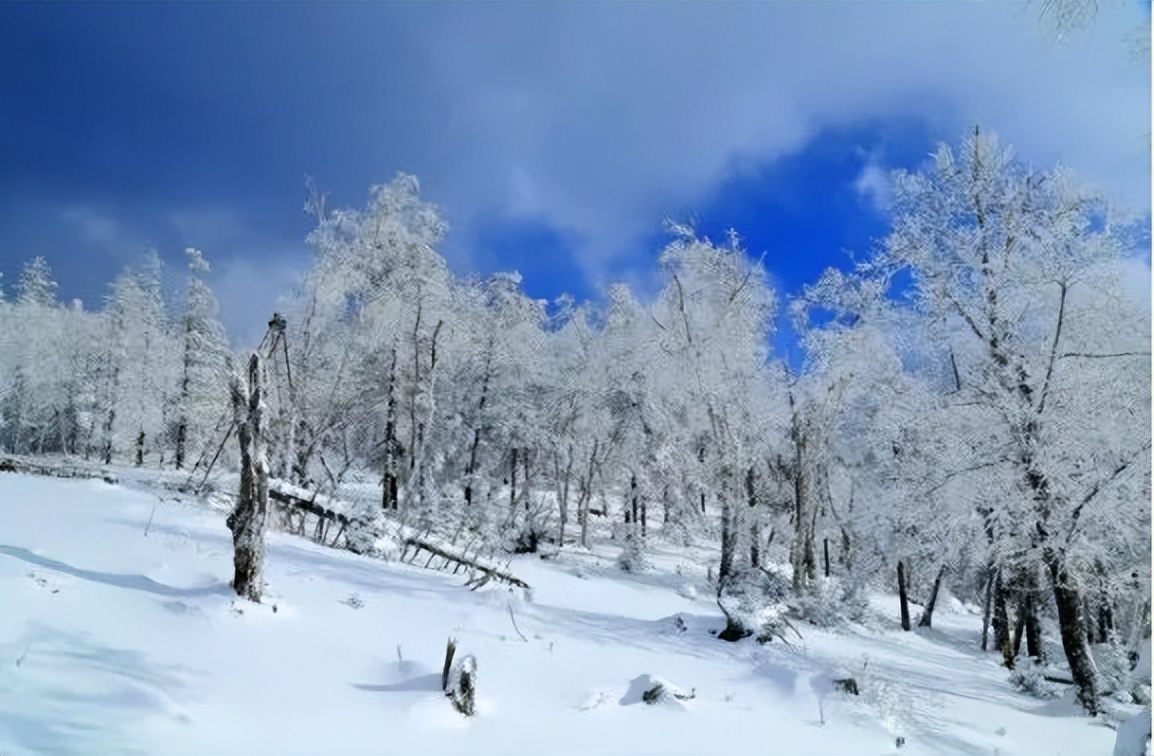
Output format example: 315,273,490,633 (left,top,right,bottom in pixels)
1,473,1140,755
